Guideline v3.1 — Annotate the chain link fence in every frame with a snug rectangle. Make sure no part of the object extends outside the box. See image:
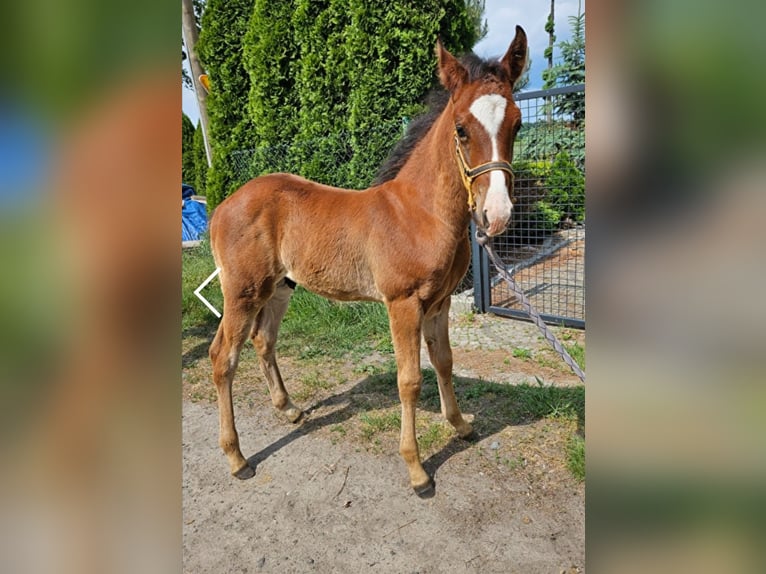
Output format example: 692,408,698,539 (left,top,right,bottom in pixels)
472,84,585,327
229,121,406,191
